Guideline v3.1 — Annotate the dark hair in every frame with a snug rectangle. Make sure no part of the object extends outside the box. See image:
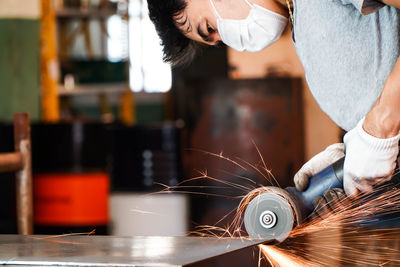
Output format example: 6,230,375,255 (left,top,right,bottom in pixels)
147,0,198,66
